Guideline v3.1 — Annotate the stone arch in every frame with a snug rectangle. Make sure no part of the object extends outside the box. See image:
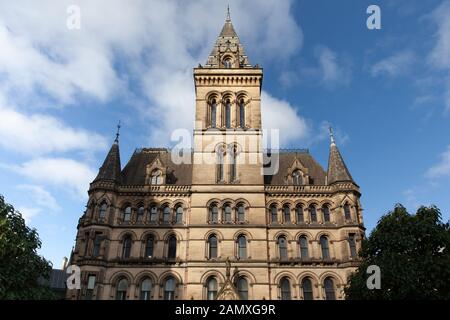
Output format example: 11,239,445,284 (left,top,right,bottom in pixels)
204,229,224,241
